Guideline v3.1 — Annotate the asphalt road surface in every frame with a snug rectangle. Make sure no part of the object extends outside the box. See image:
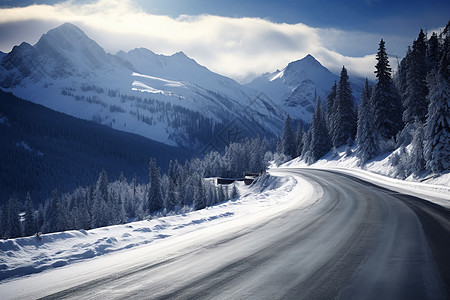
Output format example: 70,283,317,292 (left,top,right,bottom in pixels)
12,169,450,299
